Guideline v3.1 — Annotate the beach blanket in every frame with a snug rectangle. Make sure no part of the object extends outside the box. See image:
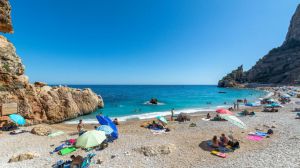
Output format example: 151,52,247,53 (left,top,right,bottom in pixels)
201,118,210,121
247,135,263,141
151,129,166,135
48,131,65,137
9,130,28,135
59,147,77,156
211,150,226,158
255,131,268,137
